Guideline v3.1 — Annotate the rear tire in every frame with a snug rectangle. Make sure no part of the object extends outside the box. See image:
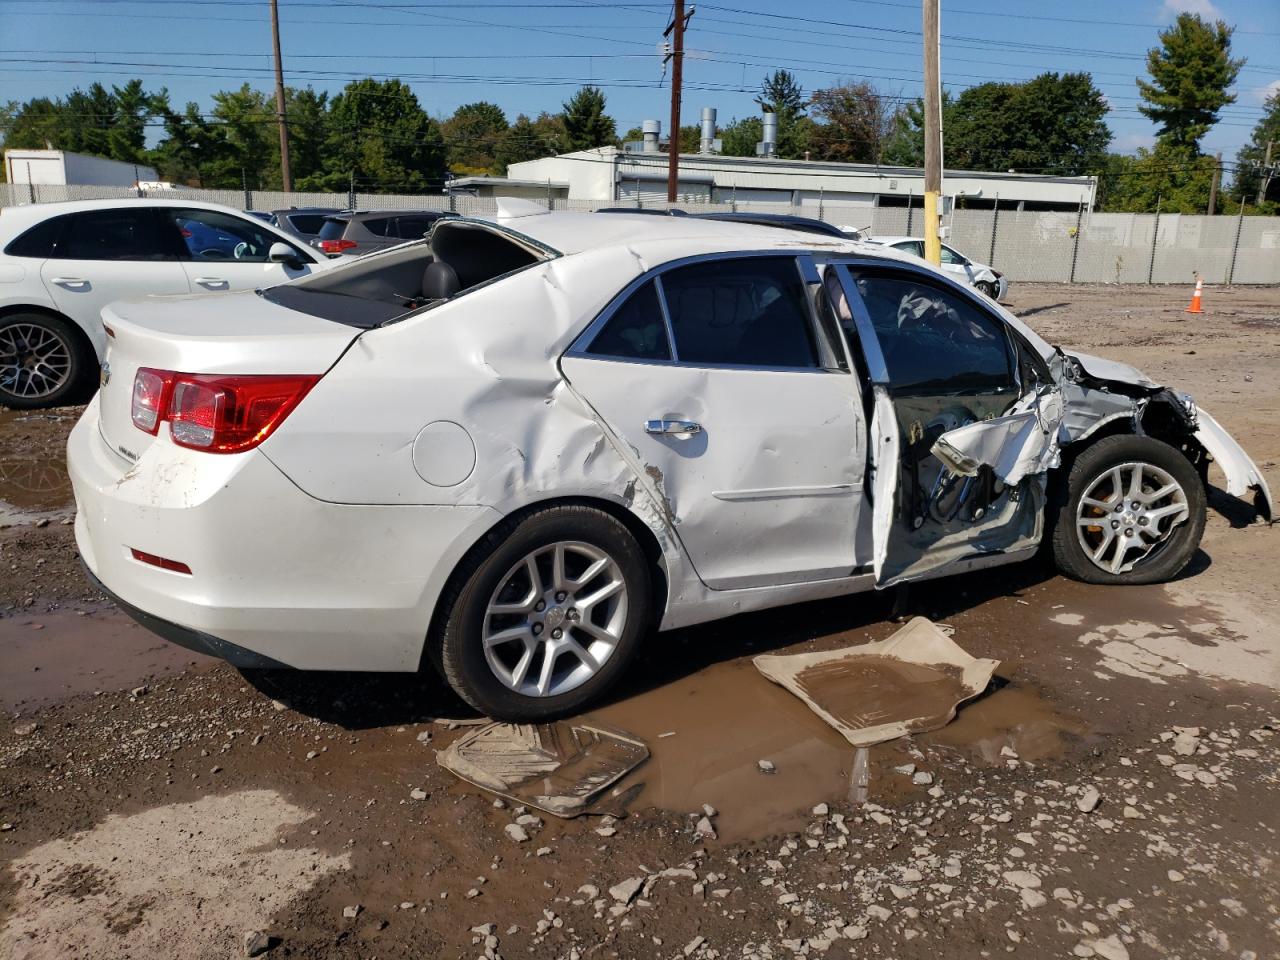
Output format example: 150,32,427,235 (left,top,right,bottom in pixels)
436,505,653,721
0,312,93,409
1051,434,1206,585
